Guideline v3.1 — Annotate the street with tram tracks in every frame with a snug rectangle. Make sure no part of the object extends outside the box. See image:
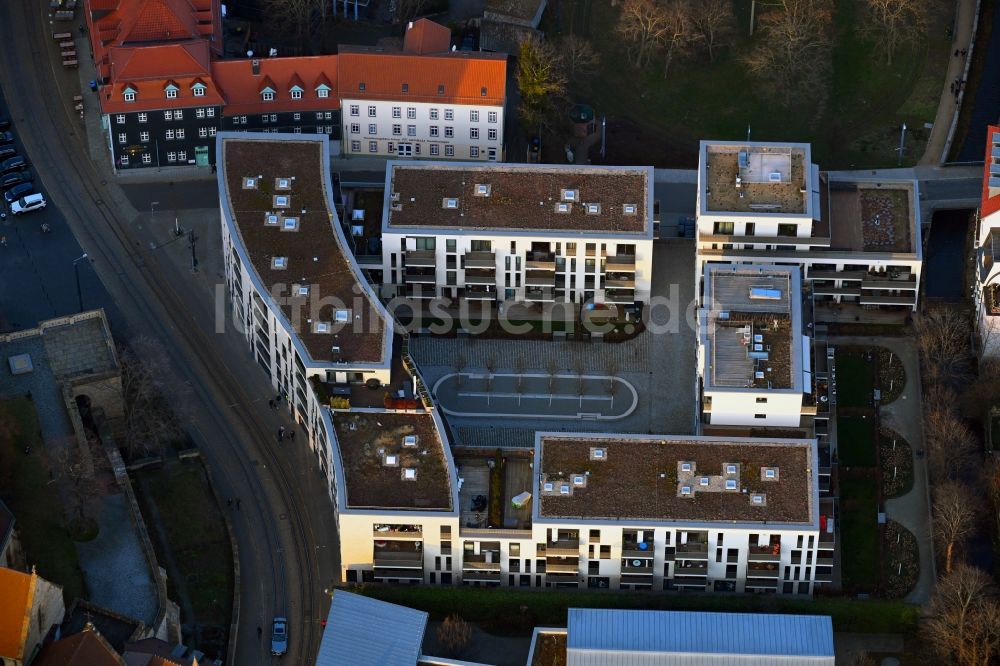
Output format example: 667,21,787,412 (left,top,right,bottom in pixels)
0,2,336,663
